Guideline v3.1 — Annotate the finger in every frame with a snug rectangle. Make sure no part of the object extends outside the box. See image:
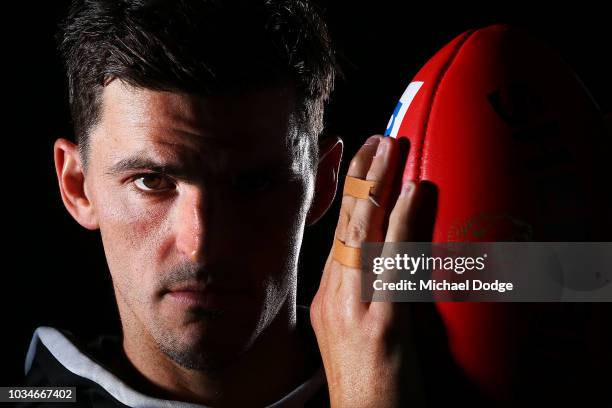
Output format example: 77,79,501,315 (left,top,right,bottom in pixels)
371,180,438,316
335,137,403,311
380,138,411,231
385,180,418,242
385,180,438,242
370,180,417,308
339,137,397,304
335,135,382,239
319,135,381,294
342,136,398,247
